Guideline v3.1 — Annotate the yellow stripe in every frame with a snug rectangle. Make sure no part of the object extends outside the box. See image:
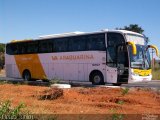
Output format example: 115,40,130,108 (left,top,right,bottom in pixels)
14,54,46,79
133,69,151,76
